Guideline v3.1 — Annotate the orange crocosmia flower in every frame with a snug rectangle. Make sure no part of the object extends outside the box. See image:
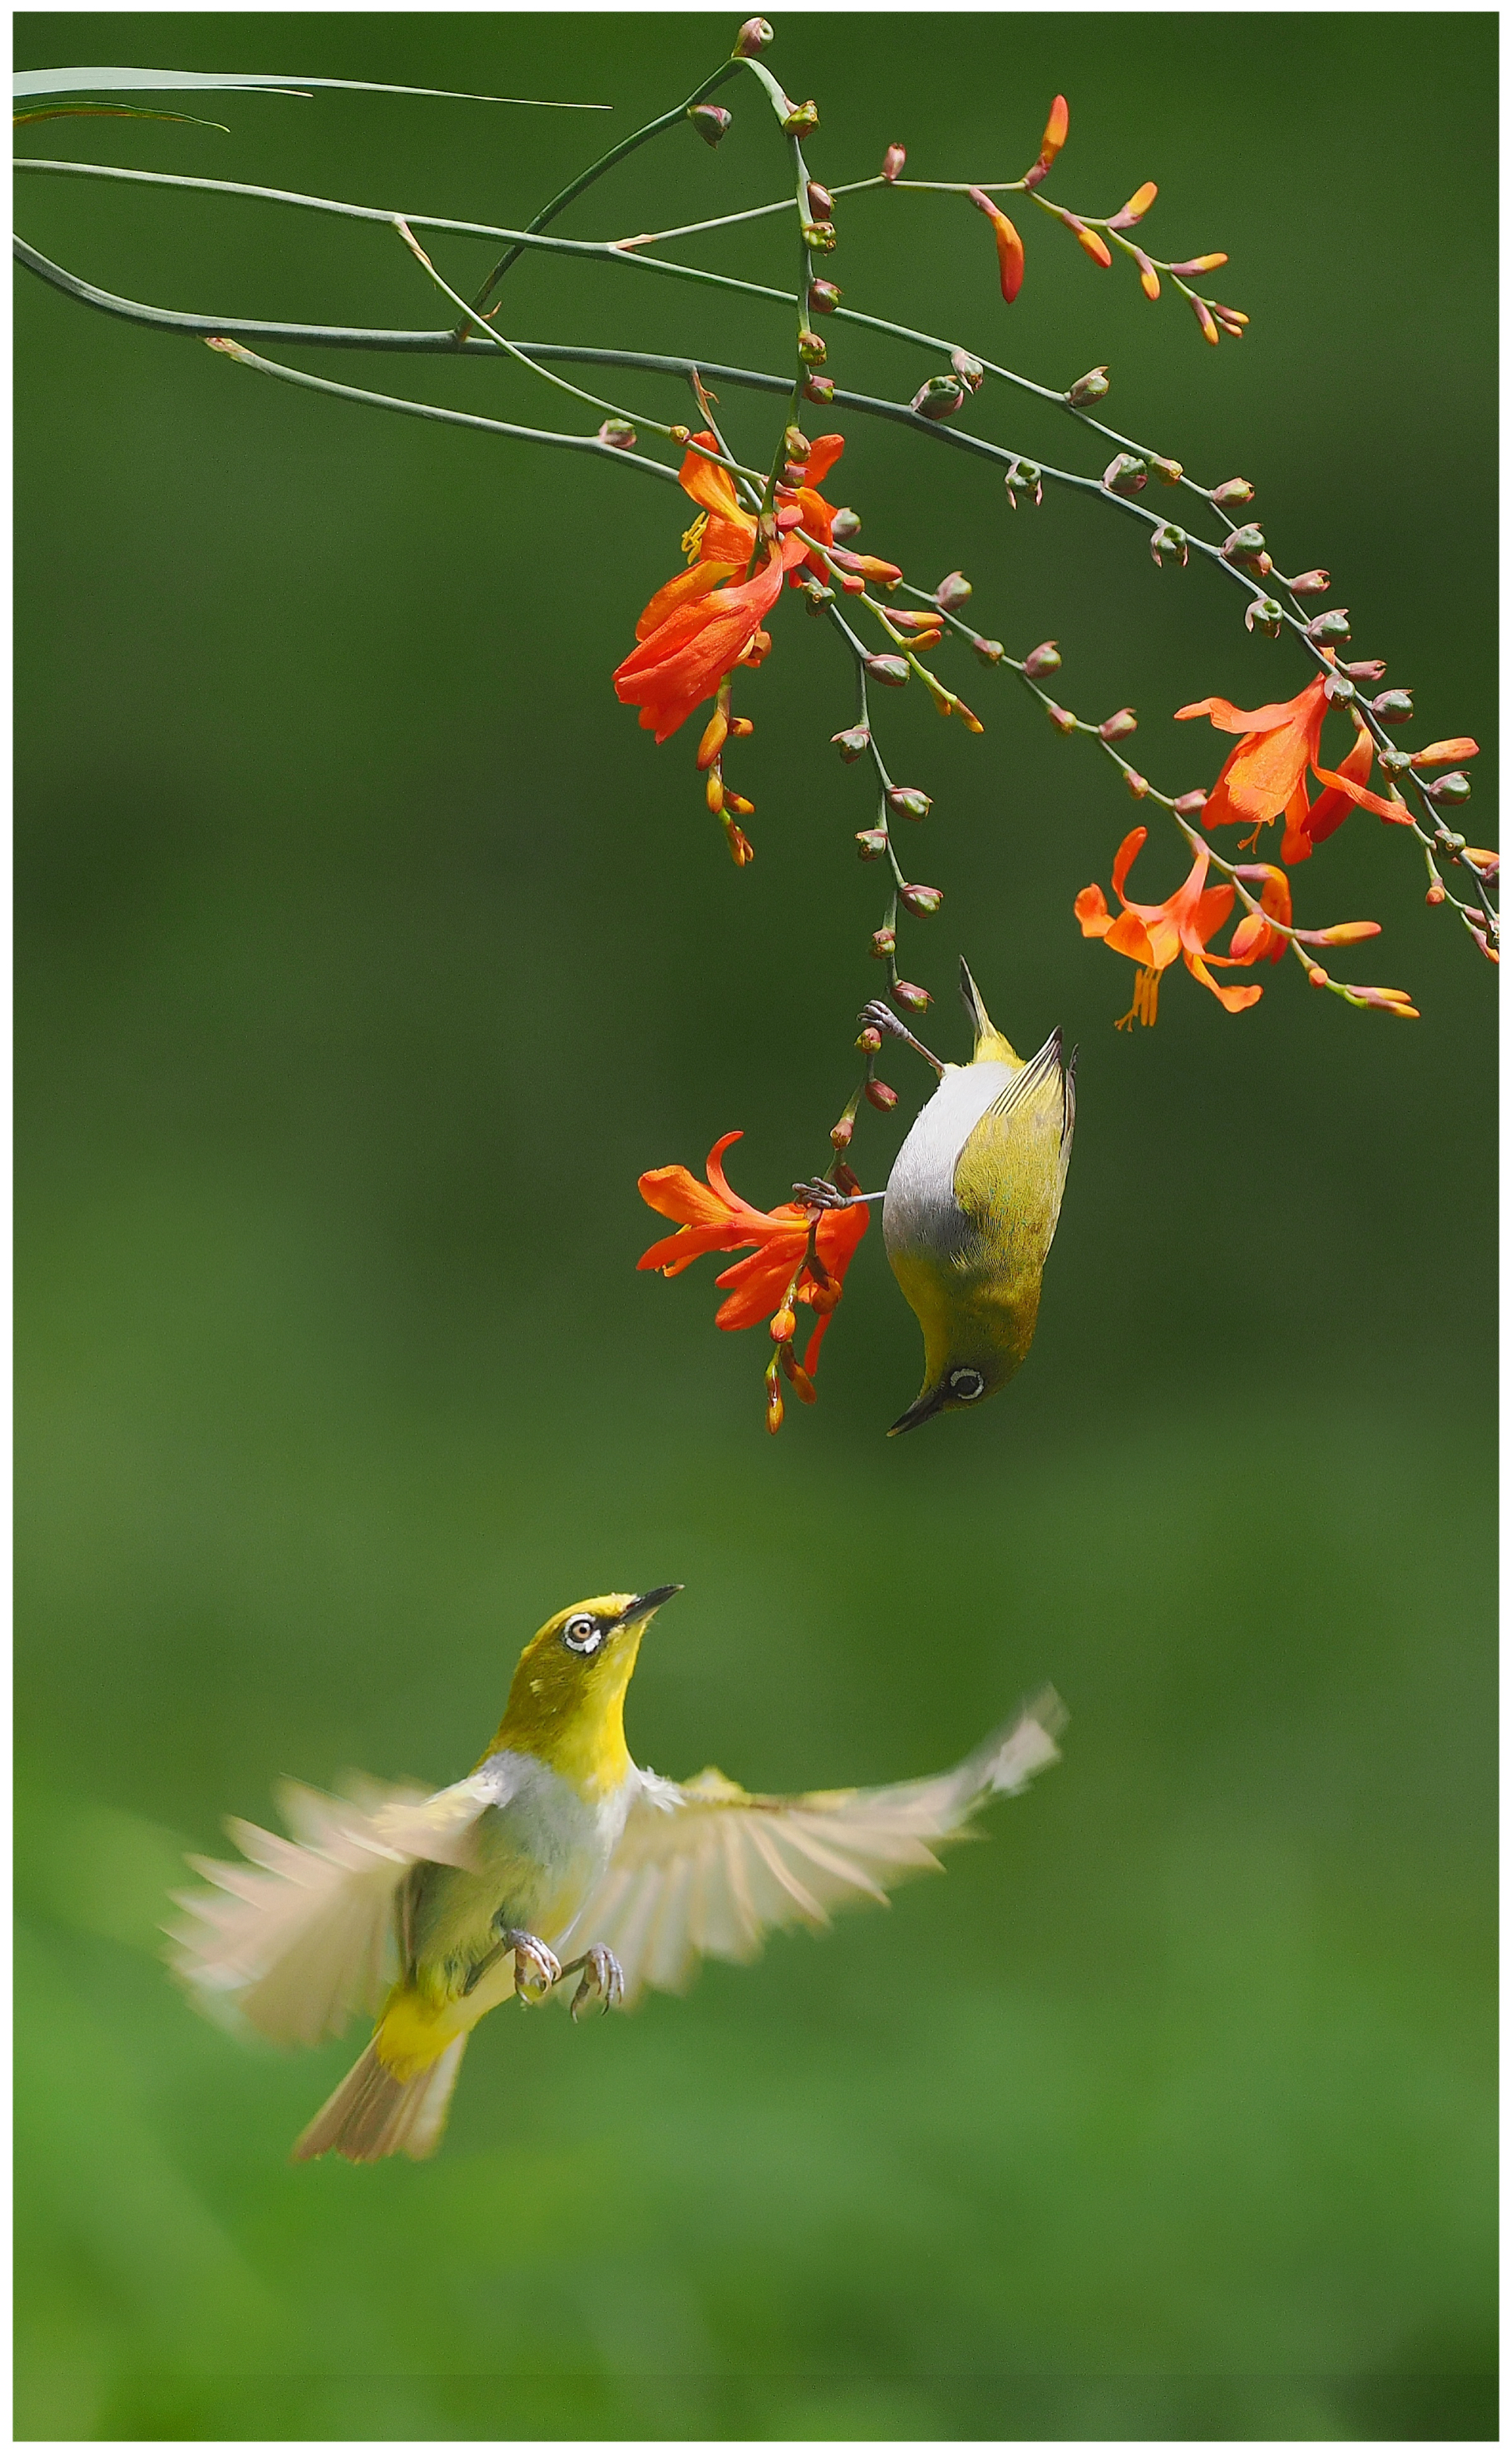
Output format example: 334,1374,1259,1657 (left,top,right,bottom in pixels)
1176,677,1410,863
1225,864,1292,964
614,537,807,743
1074,826,1263,1025
637,1131,867,1377
614,432,857,741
